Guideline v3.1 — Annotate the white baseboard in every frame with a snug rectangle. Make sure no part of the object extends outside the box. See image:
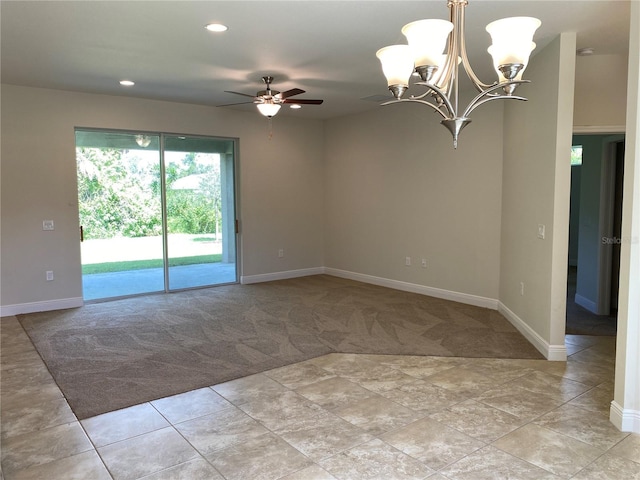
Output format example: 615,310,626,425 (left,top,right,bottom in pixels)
610,401,640,434
498,301,567,361
240,267,326,285
1,297,84,317
324,268,498,309
574,293,597,314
